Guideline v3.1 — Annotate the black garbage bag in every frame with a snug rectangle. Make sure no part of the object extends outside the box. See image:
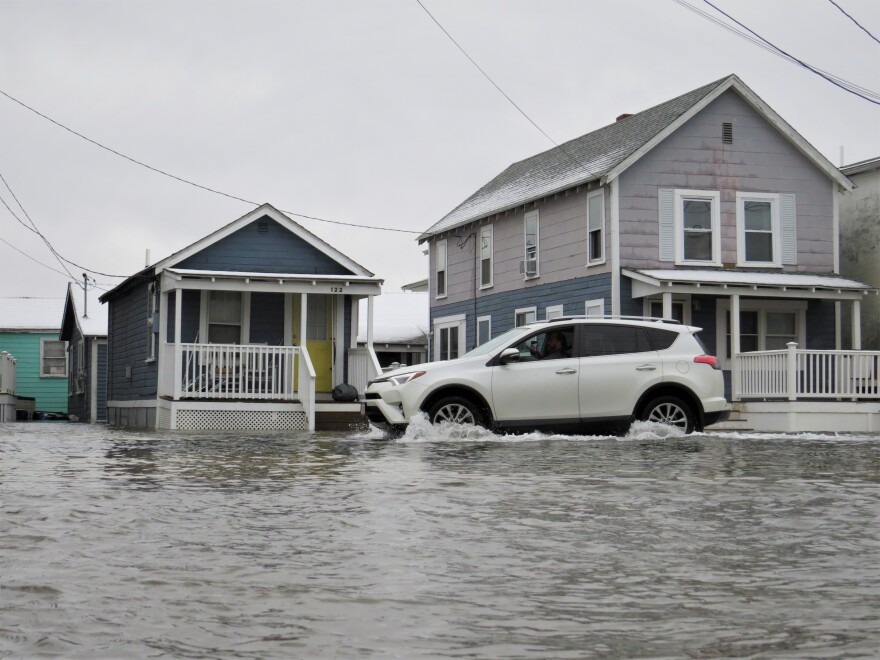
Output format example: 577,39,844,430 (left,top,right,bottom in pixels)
331,383,359,402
